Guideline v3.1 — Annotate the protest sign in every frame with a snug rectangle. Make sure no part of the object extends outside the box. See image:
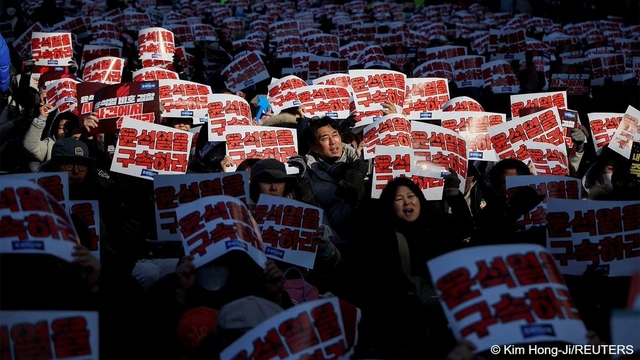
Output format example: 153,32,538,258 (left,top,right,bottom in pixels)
546,199,640,276
312,74,351,88
132,67,179,82
138,27,175,61
294,85,351,119
52,16,90,38
45,78,79,114
506,176,582,230
222,51,270,93
372,146,413,199
481,60,520,94
111,117,193,179
362,115,412,159
176,195,266,269
489,28,526,60
442,96,485,112
225,126,298,166
489,107,564,162
254,195,323,269
609,106,640,159
277,36,306,57
82,56,124,84
269,20,300,39
158,80,211,121
548,64,591,96
427,244,587,353
441,112,505,161
413,60,454,81
32,32,74,66
191,24,218,42
76,82,108,120
154,172,249,241
2,172,70,208
425,45,467,61
0,179,79,262
267,75,308,114
220,298,349,360
349,69,406,120
587,112,623,155
526,142,569,176
410,121,467,192
510,91,567,118
164,24,195,48
305,34,340,54
307,55,349,80
0,311,99,360
449,55,484,88
207,94,252,141
68,200,101,258
86,81,160,134
124,13,153,31
589,54,626,86
403,78,450,120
